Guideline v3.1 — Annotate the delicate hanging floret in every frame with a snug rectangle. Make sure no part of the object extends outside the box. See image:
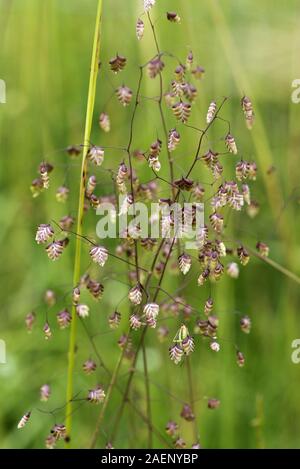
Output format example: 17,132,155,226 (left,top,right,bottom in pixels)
225,133,238,154
226,262,240,279
45,291,55,305
165,420,179,437
144,0,155,12
39,162,53,189
186,50,193,70
241,96,254,129
236,160,250,181
236,350,245,367
88,146,104,166
191,66,205,80
143,302,159,328
148,138,162,172
237,245,250,266
208,398,221,409
198,268,210,286
147,57,165,78
116,162,128,193
169,344,184,364
45,434,56,449
30,178,44,198
167,11,181,23
56,186,69,203
109,54,127,73
59,215,74,231
87,279,104,300
76,304,90,318
182,83,197,103
116,85,133,106
175,66,185,84
43,322,52,340
248,161,257,180
83,359,97,374
130,314,143,330
17,411,31,429
87,385,105,404
256,241,269,257
210,341,220,352
128,283,143,305
181,335,194,355
108,311,121,329
241,184,251,205
240,316,251,334
172,101,191,123
45,240,64,261
204,297,214,316
25,312,36,332
86,175,97,197
35,224,54,244
89,245,108,267
206,101,217,124
99,112,110,132
40,384,51,402
209,212,224,233
51,424,66,440
136,18,144,40
180,403,195,421
57,308,72,329
168,128,180,151
178,253,192,275
119,193,133,215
